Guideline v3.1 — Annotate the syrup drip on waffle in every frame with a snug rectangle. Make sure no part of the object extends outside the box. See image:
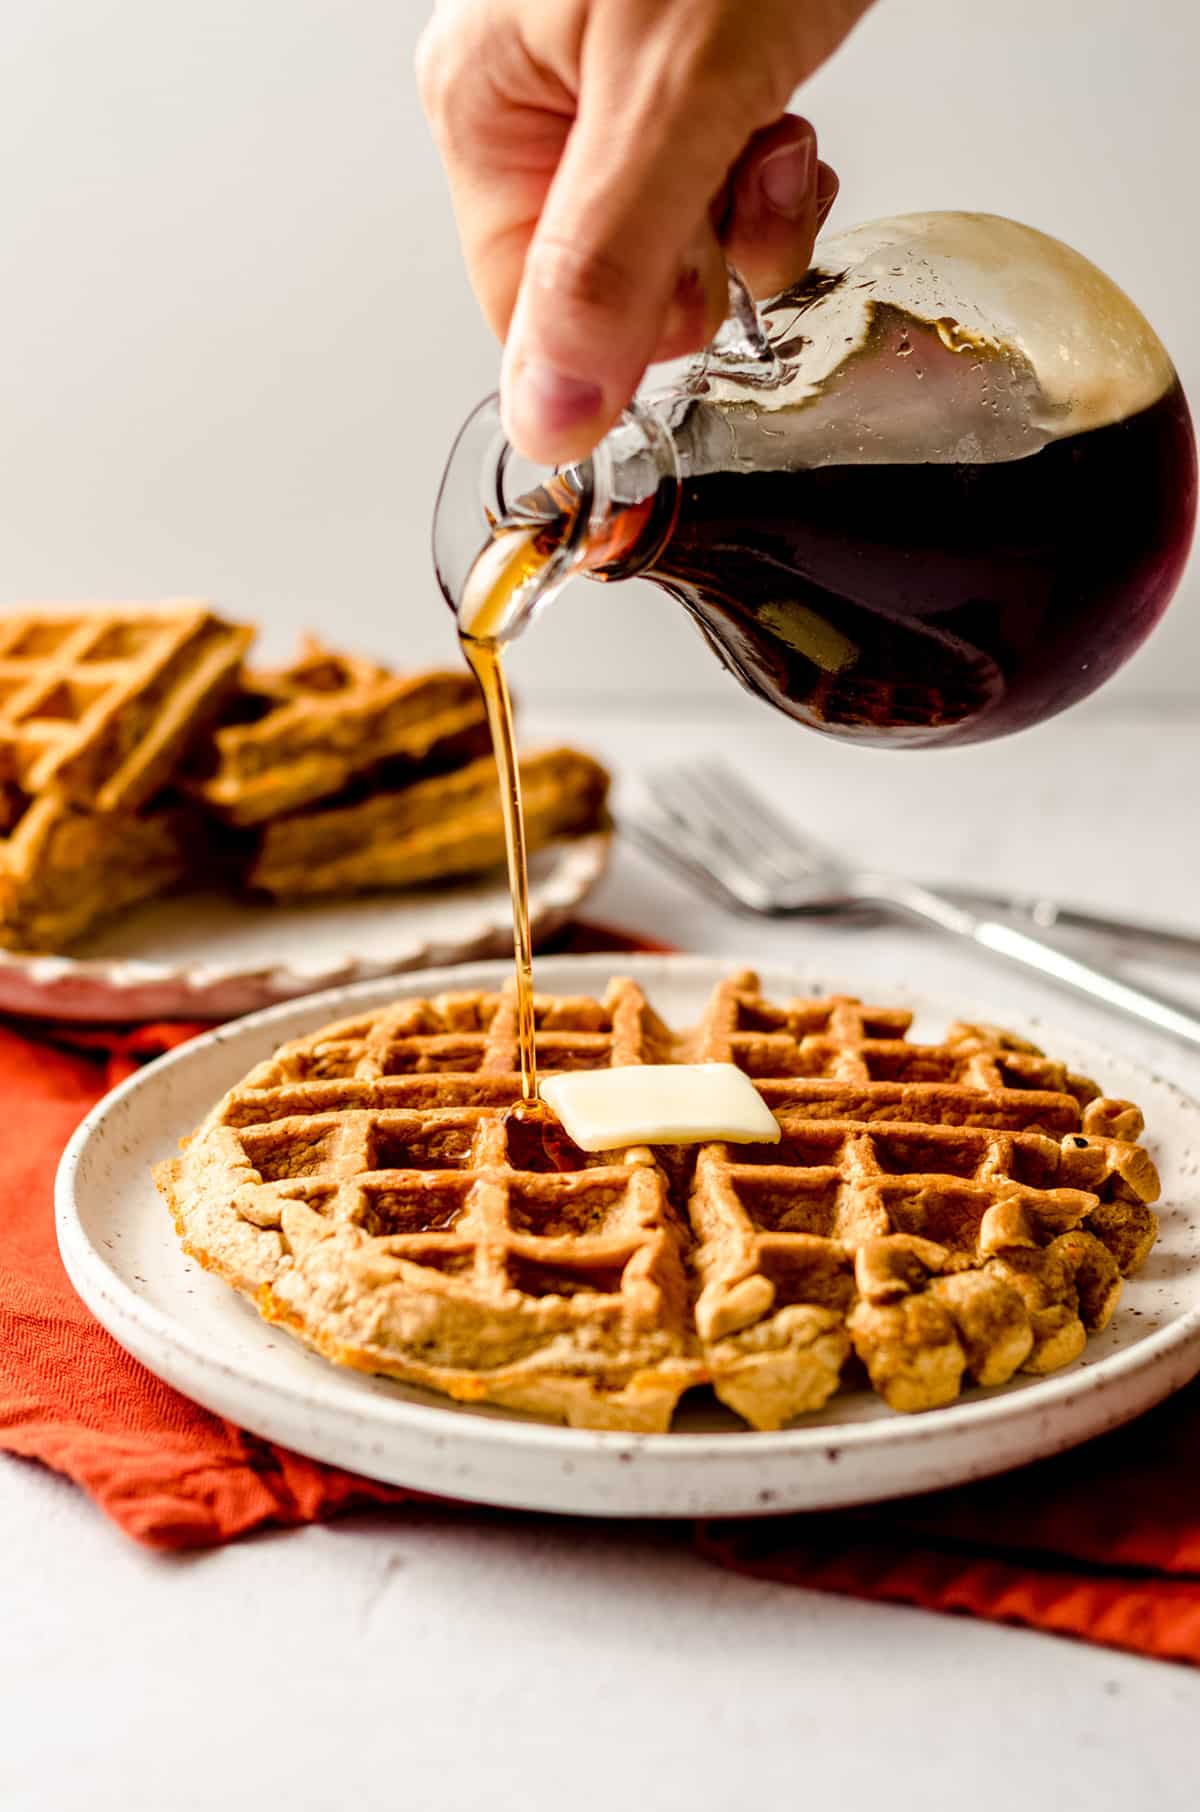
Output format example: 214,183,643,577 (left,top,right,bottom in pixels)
458,526,559,1103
